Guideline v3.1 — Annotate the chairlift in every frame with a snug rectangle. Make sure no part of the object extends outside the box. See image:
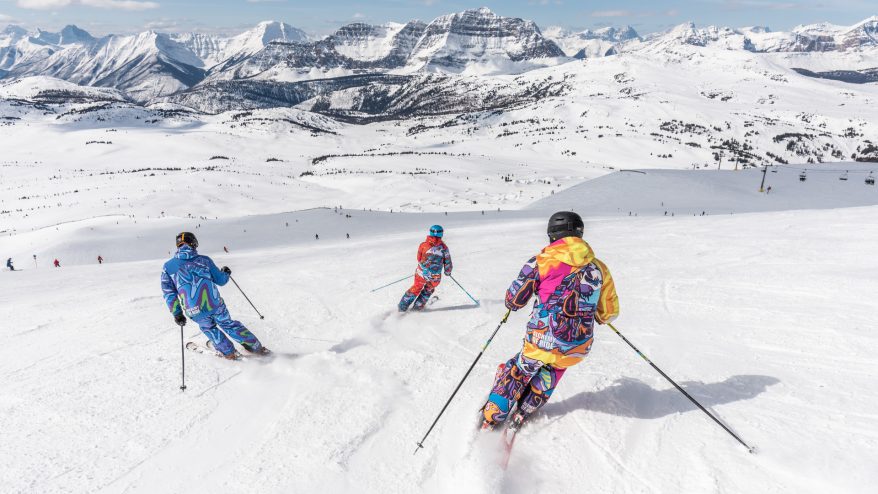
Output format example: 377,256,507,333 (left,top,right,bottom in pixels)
839,171,848,181
799,171,807,182
867,173,875,186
